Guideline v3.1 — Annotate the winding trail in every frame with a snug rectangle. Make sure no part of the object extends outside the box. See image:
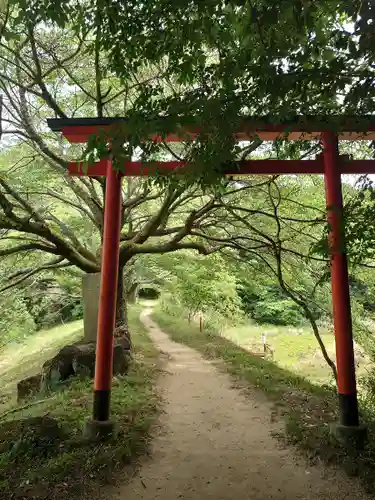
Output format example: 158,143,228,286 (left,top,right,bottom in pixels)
115,309,370,500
